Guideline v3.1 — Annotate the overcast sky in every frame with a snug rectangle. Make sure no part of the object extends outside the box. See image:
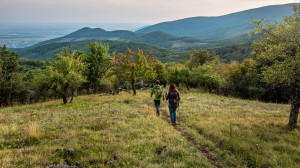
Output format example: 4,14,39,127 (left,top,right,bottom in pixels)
0,0,298,24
